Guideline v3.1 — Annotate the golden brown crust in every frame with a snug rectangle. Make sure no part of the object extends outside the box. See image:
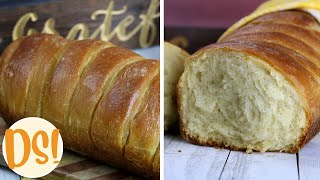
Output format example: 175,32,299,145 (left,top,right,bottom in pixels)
164,41,190,60
91,60,159,168
223,32,320,67
179,10,320,153
0,37,24,125
124,74,160,177
42,39,110,148
25,35,69,117
226,22,320,52
68,47,143,154
251,10,320,30
3,35,50,122
152,145,160,179
0,34,160,178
